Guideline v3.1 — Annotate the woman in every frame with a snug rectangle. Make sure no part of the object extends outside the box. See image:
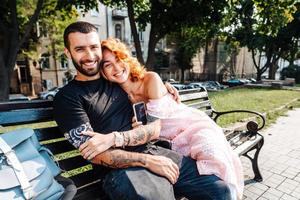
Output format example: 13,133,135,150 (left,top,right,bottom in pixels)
100,38,244,200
